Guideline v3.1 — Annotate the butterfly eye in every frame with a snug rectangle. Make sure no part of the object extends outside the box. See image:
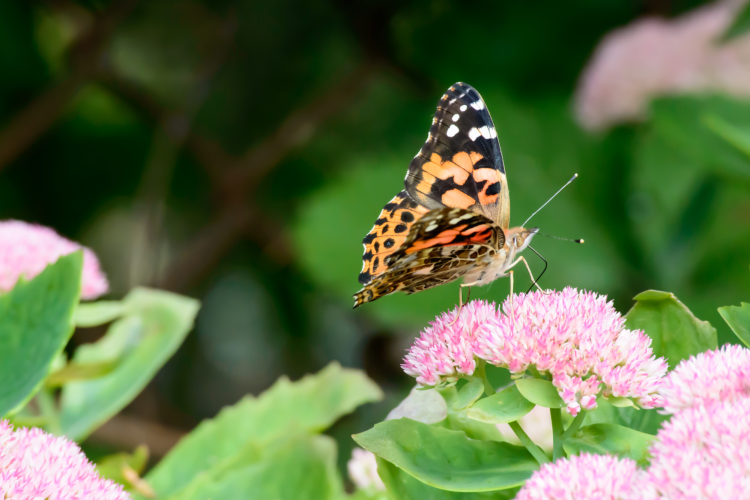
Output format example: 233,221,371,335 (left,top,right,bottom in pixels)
516,235,524,246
